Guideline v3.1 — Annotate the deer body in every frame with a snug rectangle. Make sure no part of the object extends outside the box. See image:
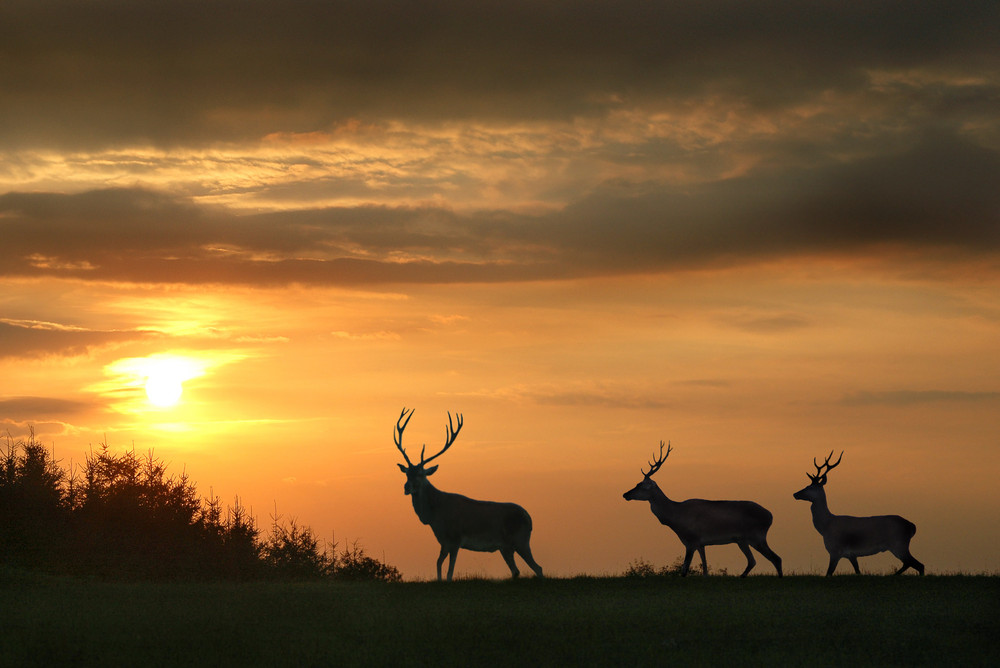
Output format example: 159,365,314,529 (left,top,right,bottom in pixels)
623,442,782,577
395,409,543,581
793,452,924,576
